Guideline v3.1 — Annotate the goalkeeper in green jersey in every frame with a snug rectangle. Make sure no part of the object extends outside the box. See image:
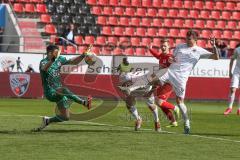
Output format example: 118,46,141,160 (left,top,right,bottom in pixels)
35,44,92,131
